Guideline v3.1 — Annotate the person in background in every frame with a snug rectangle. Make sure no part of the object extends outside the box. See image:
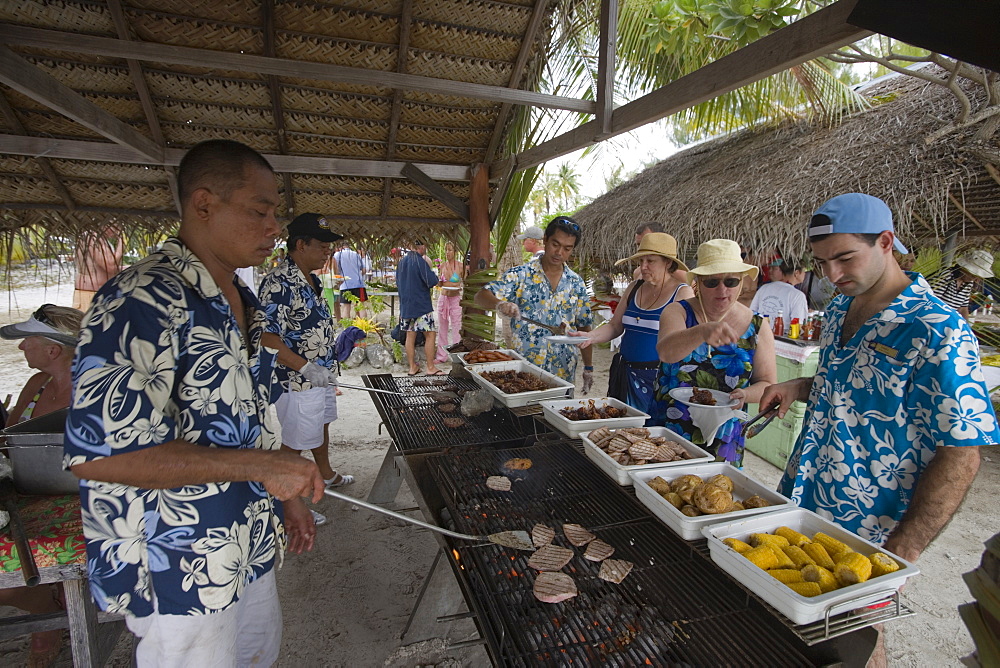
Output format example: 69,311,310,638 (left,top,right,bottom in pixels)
750,257,809,334
0,304,83,665
632,222,666,281
397,239,441,375
653,239,776,466
259,213,354,529
928,249,995,321
334,242,368,320
435,241,465,363
73,225,124,312
798,264,837,311
475,216,594,390
64,140,324,666
517,225,545,258
761,193,999,667
571,233,694,420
